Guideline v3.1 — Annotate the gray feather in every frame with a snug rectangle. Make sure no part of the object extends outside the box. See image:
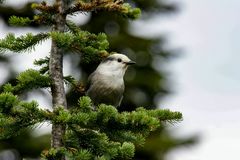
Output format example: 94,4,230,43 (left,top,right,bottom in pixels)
86,53,135,107
86,71,124,107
